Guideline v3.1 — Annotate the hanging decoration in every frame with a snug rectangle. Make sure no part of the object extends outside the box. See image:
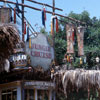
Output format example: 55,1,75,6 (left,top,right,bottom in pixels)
42,6,46,27
29,38,31,48
44,7,46,21
66,24,75,54
80,57,83,65
56,17,59,33
72,29,75,44
10,10,13,22
76,26,85,56
16,0,23,14
51,16,59,35
67,55,70,62
27,24,29,41
24,20,26,34
14,7,16,24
